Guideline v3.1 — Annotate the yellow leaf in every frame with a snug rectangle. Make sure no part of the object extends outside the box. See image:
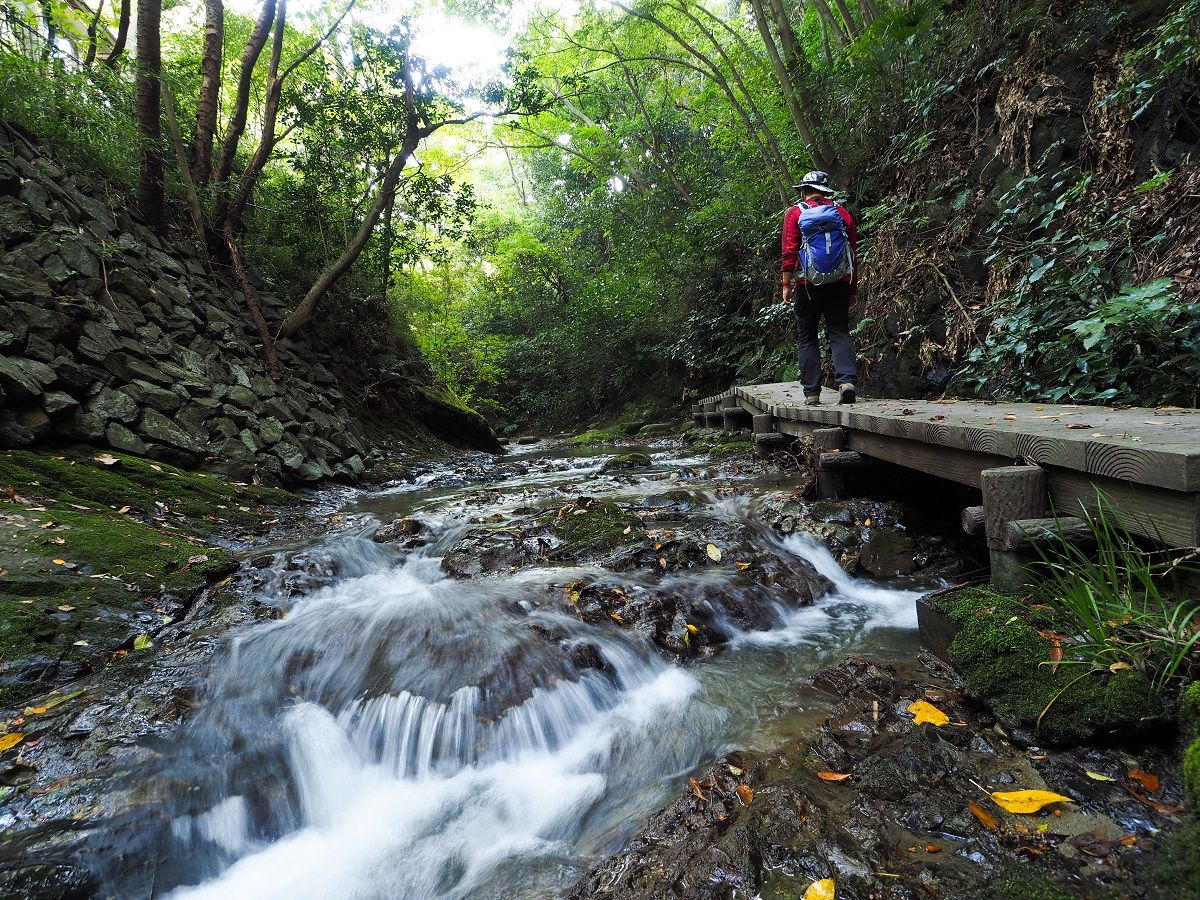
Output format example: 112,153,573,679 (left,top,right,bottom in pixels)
685,623,698,634
990,789,1074,814
1109,661,1132,672
1085,771,1115,782
863,517,871,527
0,732,24,751
23,706,47,715
706,543,722,562
52,558,67,565
906,700,949,726
133,633,153,651
817,771,852,781
803,878,836,900
735,561,751,570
